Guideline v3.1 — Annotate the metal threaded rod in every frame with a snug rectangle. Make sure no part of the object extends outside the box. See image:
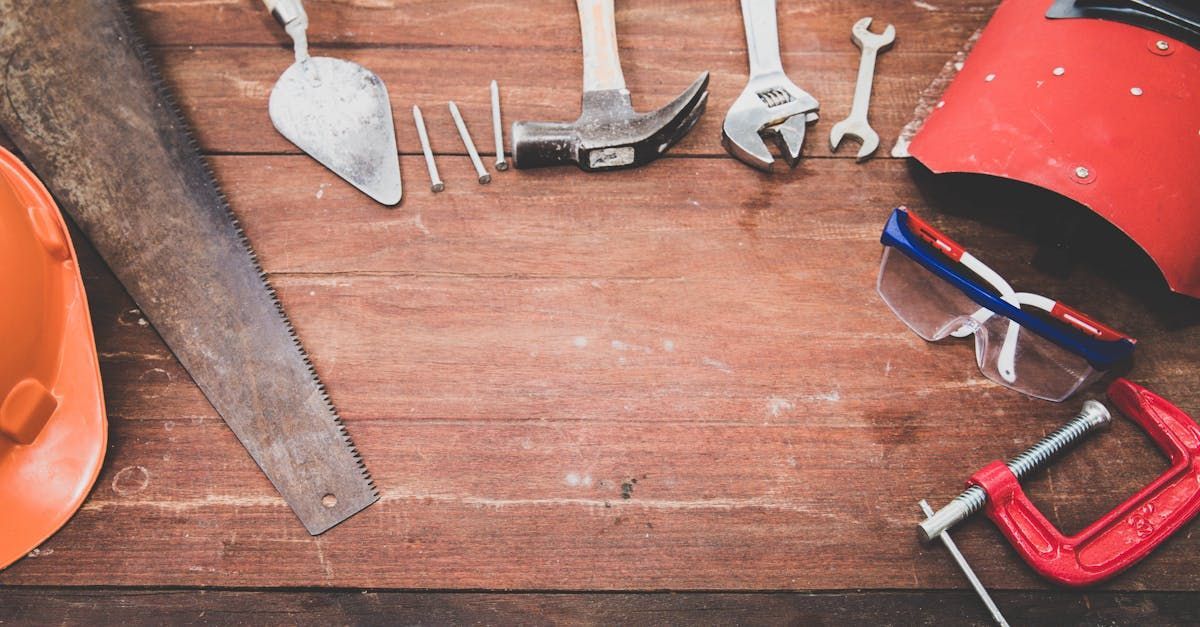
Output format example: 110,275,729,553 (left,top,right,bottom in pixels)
918,400,1111,543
